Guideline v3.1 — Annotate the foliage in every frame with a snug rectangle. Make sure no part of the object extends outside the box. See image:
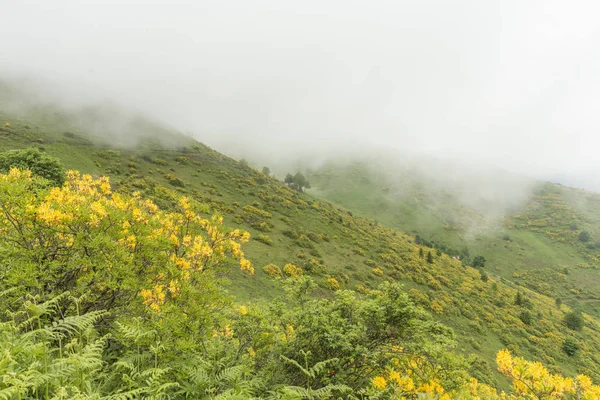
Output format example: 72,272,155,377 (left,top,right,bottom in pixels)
0,169,253,316
562,338,580,356
472,255,487,268
1,168,600,399
0,147,65,186
263,264,282,278
4,109,600,394
284,172,311,192
497,349,600,399
579,230,591,243
563,311,585,331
